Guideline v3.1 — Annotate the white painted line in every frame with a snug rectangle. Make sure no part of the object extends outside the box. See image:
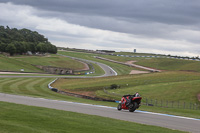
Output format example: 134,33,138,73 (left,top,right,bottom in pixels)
135,110,200,121
107,65,118,76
